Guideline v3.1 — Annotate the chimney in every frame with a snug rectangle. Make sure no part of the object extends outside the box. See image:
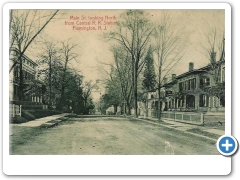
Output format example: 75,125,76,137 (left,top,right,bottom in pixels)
172,74,176,81
210,52,216,63
189,62,194,71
